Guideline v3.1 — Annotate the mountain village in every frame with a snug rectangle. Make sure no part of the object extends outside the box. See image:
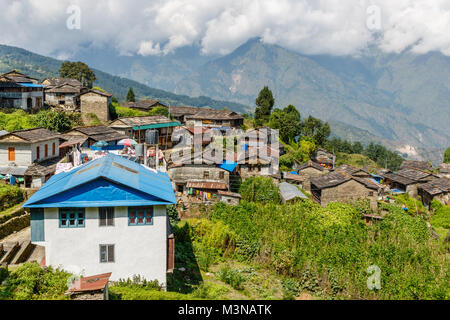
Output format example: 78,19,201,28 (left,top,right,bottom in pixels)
0,69,448,300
